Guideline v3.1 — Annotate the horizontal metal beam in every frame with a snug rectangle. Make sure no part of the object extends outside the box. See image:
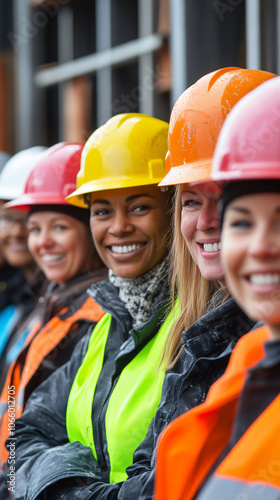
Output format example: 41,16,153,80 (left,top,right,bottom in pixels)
35,34,163,87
